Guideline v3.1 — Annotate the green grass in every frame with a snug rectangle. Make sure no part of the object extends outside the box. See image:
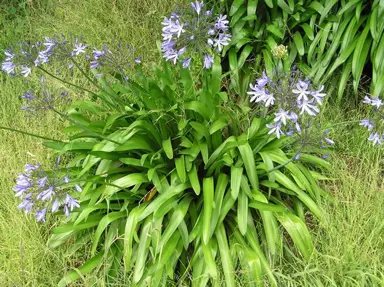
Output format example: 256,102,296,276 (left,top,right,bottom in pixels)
0,1,383,286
